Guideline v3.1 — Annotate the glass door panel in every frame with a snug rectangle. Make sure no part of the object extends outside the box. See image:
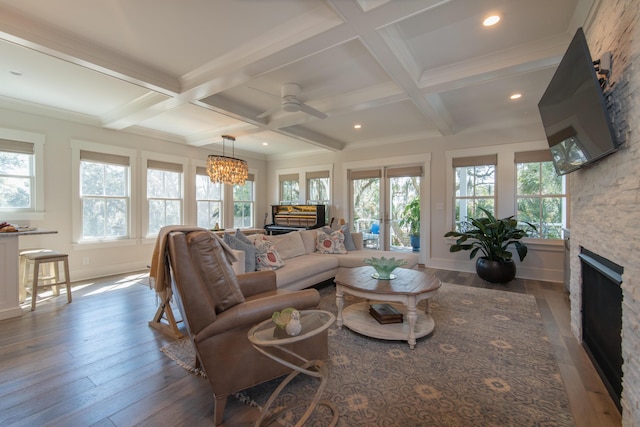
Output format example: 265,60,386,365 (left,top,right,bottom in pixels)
351,176,381,249
388,176,420,250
